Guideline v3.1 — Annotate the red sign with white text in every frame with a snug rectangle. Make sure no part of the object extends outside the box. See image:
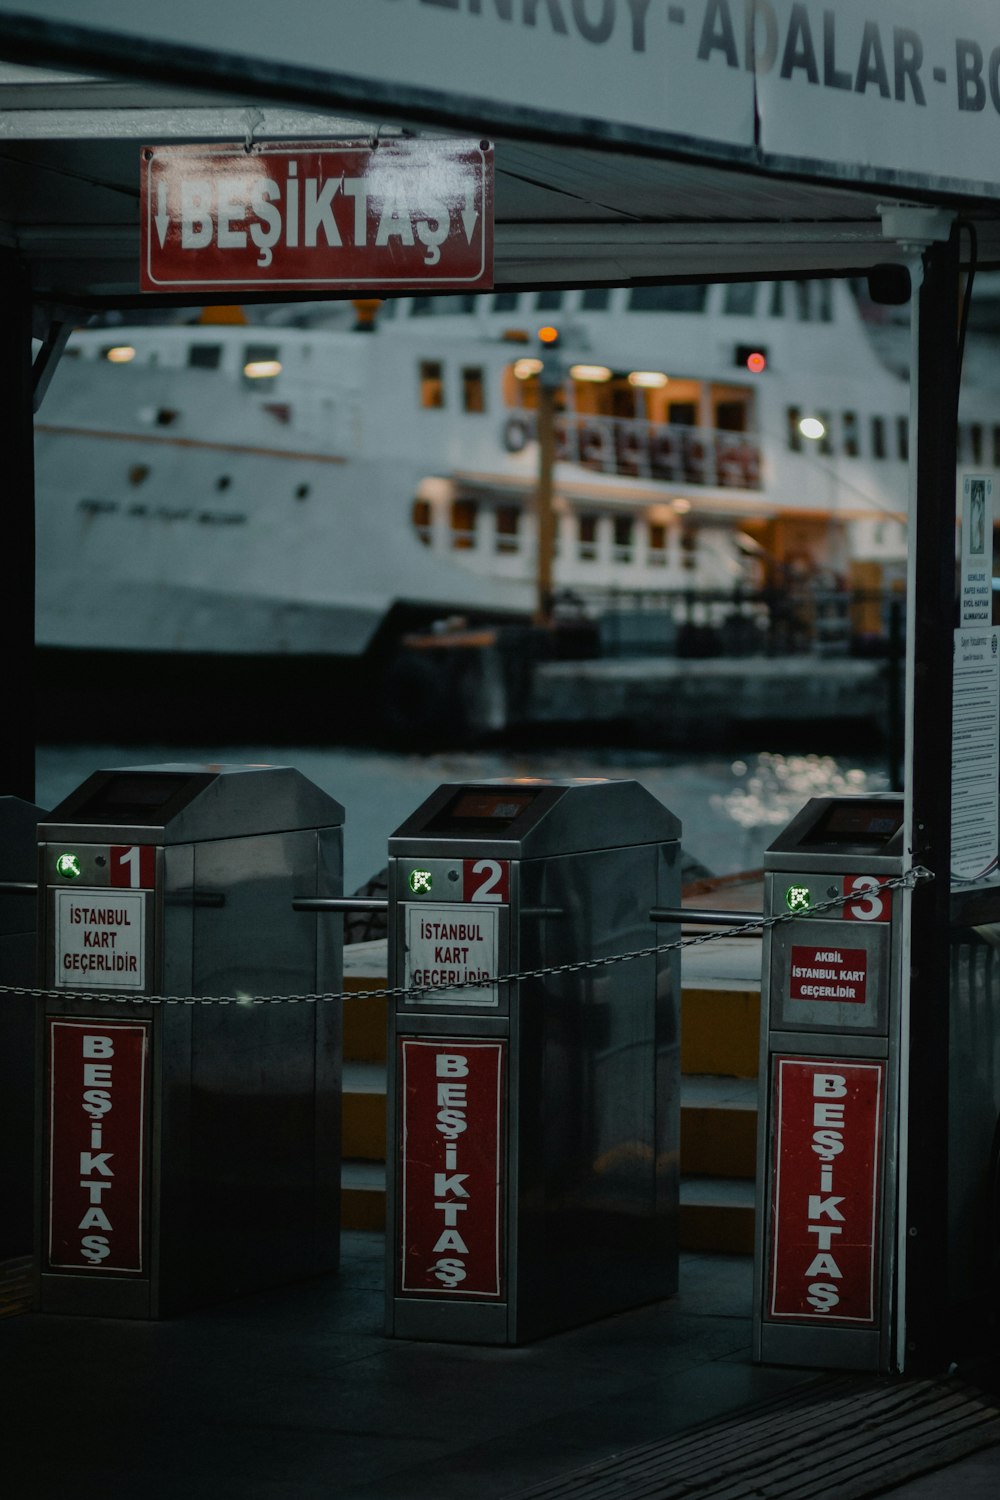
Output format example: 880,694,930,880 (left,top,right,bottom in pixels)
110,844,155,889
789,946,868,1004
462,858,509,904
141,140,493,291
768,1056,884,1323
843,875,891,922
399,1038,505,1298
47,1019,149,1273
